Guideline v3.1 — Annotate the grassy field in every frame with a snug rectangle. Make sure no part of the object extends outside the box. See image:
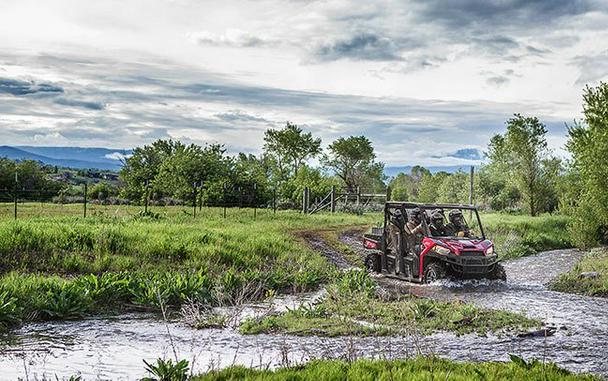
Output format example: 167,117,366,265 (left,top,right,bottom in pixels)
550,248,608,297
240,270,540,337
0,204,378,330
0,203,572,331
191,357,597,381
